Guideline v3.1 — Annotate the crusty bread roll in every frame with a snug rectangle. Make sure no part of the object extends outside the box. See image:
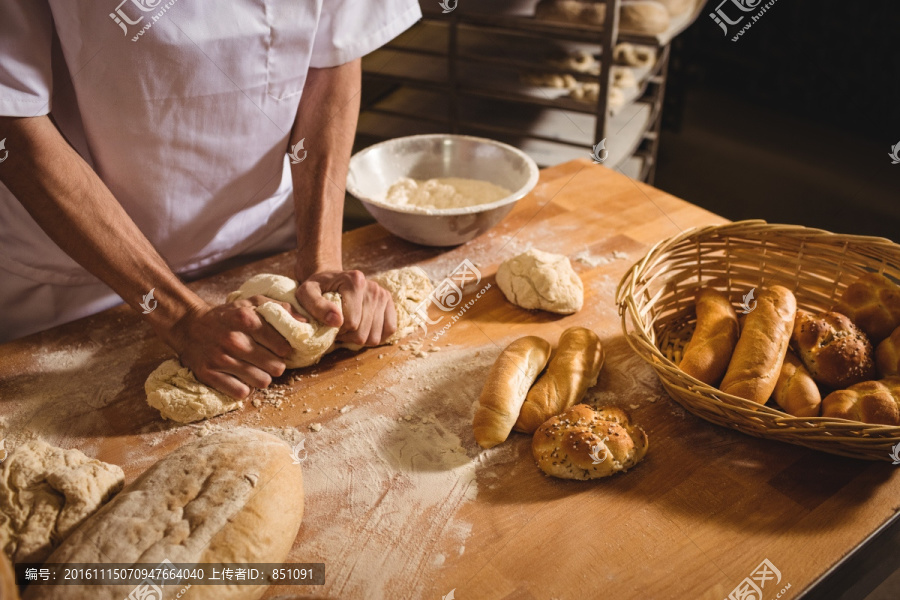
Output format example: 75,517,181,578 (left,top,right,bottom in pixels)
720,286,797,403
532,404,648,480
821,377,900,425
834,273,900,344
473,336,552,449
791,310,876,389
773,351,822,417
876,326,900,377
679,289,740,386
535,0,670,35
514,327,604,434
24,430,303,600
